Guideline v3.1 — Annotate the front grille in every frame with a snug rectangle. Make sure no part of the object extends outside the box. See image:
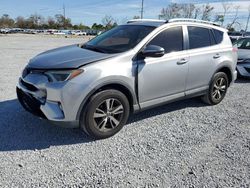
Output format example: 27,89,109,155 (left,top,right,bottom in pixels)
17,87,46,119
245,67,250,73
20,79,38,92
